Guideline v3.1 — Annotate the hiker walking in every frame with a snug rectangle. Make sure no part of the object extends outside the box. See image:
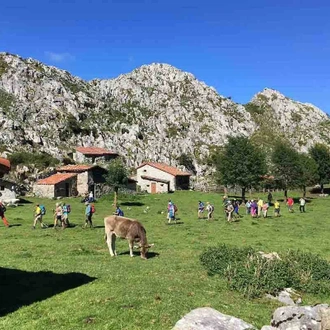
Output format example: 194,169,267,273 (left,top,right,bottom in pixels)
54,202,63,229
167,201,176,223
257,198,264,217
299,197,306,213
0,201,9,227
274,200,280,217
206,202,214,220
62,203,70,228
225,201,234,222
198,201,205,219
262,202,269,218
287,197,294,213
250,200,257,218
33,204,47,229
267,192,273,205
84,202,94,228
